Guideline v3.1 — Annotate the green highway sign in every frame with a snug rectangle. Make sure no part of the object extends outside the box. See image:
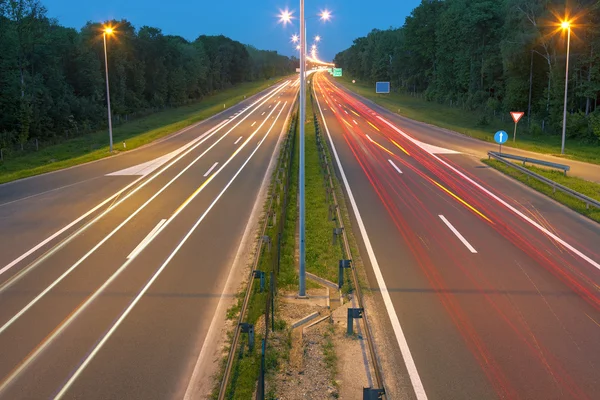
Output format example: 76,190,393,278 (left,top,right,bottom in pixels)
328,68,333,74
333,68,342,77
